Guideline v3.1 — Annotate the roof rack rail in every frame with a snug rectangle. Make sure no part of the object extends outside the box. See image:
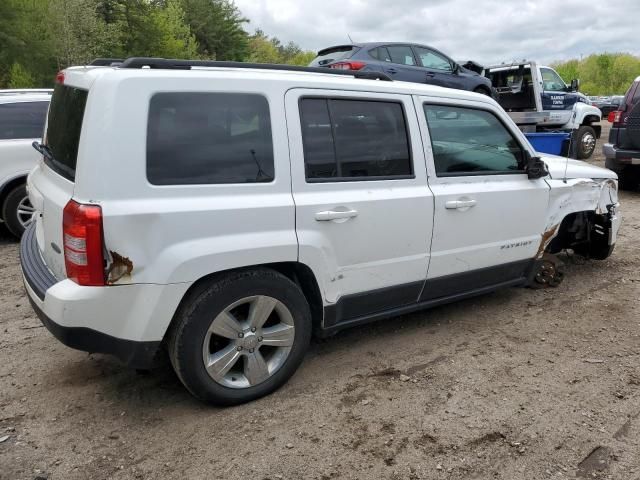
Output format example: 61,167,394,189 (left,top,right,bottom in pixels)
90,58,124,66
118,57,392,81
